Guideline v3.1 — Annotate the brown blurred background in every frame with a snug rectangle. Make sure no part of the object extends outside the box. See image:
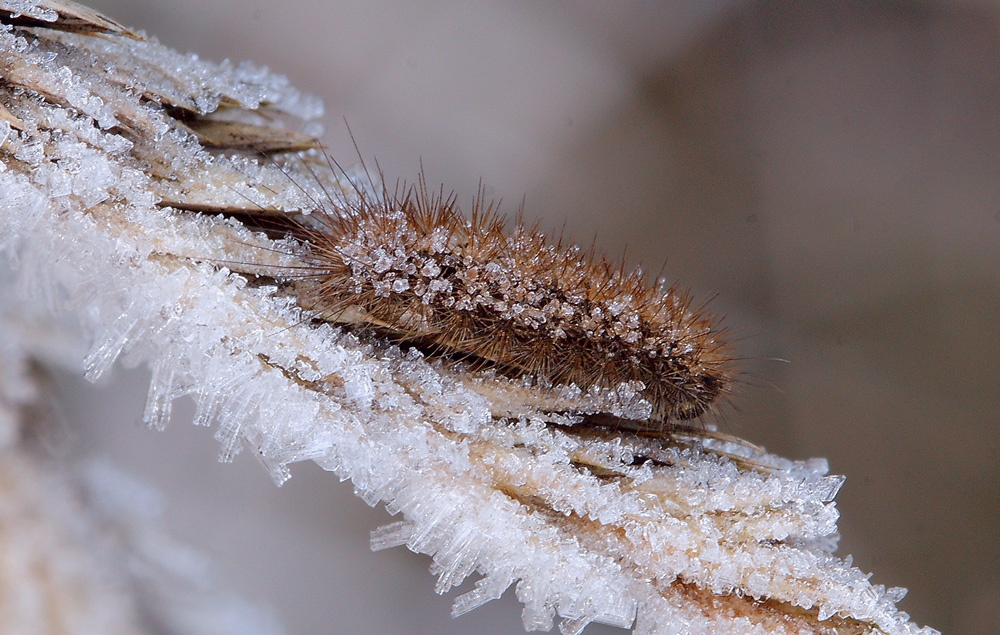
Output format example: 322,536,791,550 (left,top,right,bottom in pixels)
63,1,1000,633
